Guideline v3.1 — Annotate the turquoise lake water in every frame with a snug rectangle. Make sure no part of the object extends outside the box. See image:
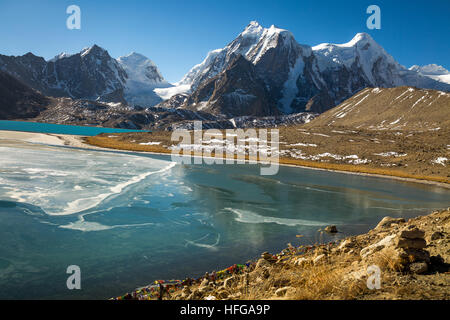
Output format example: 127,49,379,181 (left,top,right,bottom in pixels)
0,130,449,299
0,120,148,136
